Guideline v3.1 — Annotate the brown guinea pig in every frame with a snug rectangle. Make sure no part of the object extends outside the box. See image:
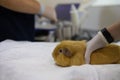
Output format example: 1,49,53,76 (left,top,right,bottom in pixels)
52,40,120,67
